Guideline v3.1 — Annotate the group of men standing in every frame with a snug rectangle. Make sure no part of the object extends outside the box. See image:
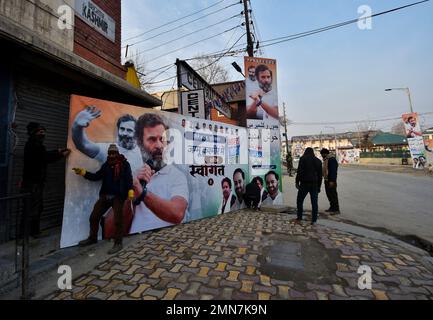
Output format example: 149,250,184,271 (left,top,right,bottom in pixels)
295,148,340,225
